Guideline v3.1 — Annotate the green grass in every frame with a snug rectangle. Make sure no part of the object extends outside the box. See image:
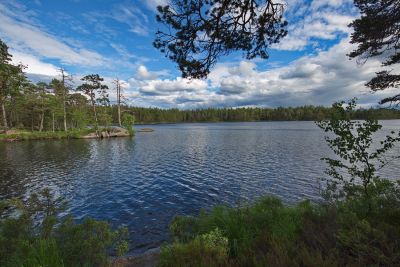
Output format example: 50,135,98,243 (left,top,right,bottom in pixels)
159,181,400,267
0,126,135,141
0,129,95,141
